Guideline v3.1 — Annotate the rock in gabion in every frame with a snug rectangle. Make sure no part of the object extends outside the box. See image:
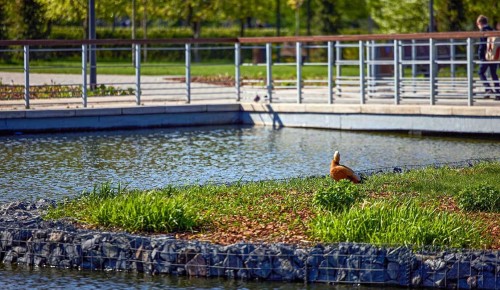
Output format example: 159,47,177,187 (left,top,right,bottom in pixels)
0,200,498,289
